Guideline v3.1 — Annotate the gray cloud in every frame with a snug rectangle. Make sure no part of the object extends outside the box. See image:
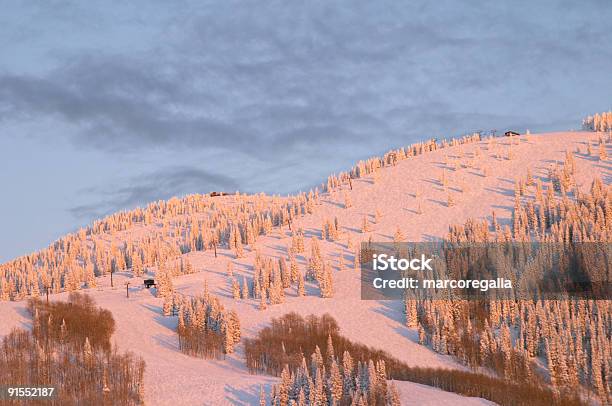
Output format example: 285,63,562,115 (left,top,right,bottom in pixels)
69,166,239,220
3,0,610,163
